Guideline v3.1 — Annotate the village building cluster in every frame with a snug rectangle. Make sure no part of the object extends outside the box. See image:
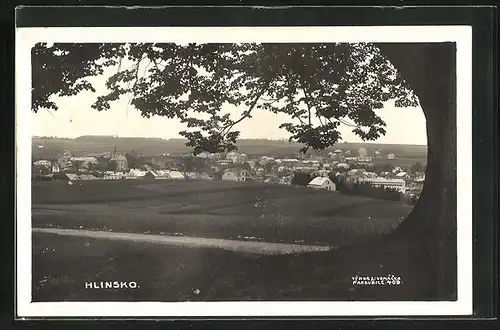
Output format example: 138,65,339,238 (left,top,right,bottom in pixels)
32,146,426,197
